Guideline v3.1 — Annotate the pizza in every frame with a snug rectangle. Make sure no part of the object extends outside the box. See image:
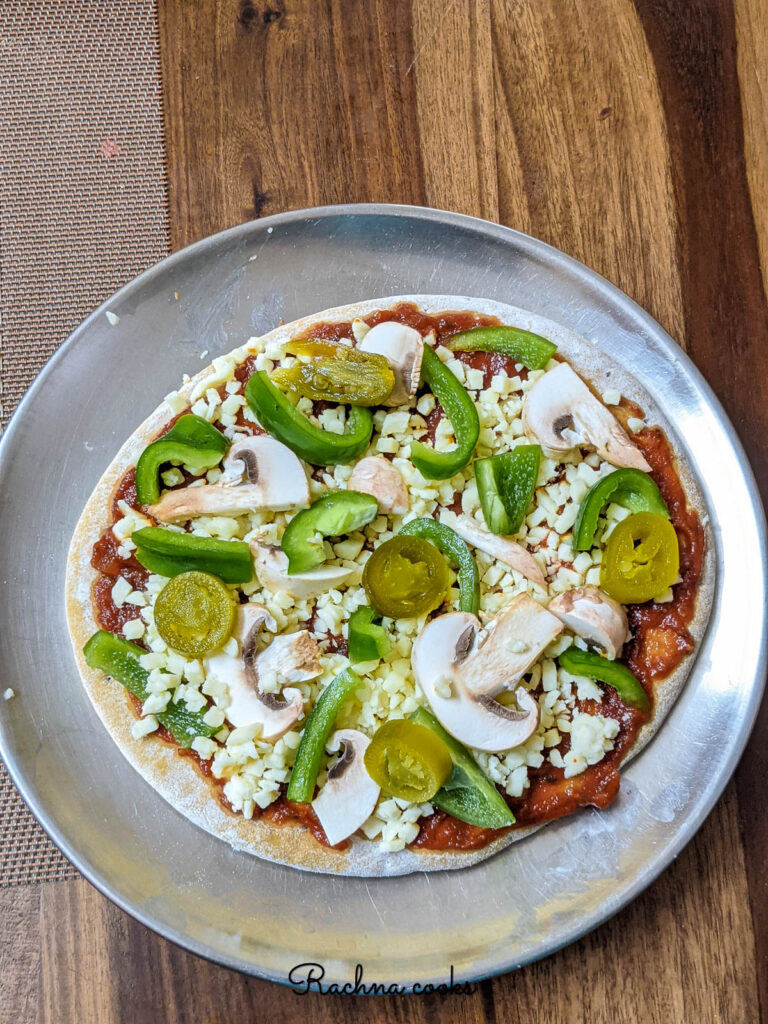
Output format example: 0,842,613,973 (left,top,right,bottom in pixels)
66,295,712,875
